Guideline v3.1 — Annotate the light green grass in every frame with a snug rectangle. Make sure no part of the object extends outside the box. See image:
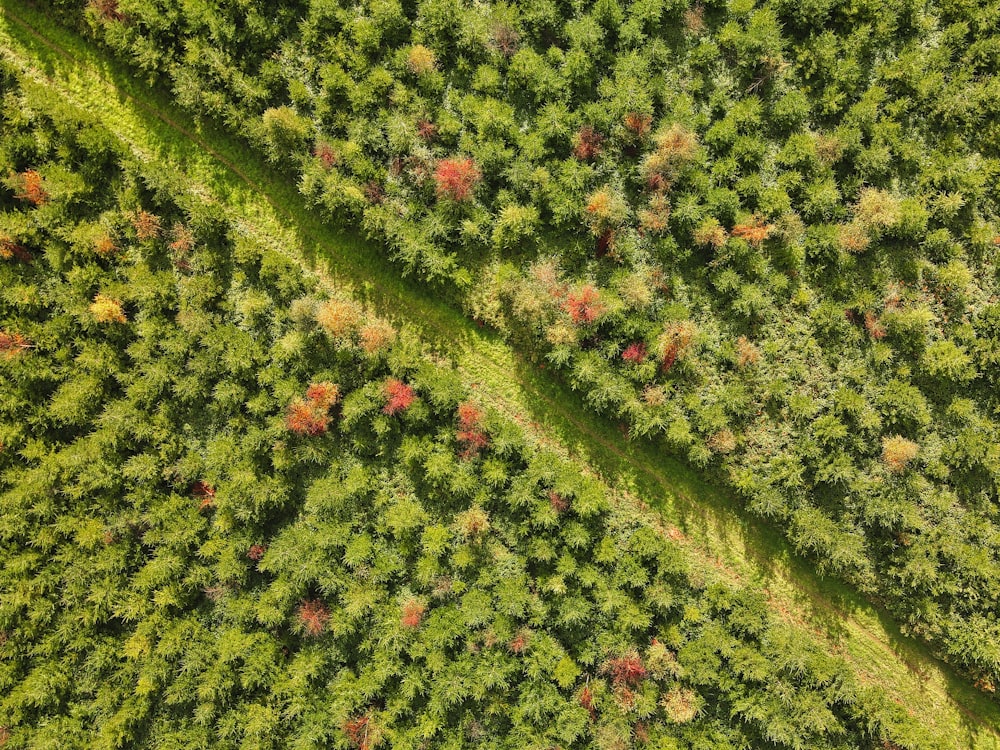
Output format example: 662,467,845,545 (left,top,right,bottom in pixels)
2,3,998,745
